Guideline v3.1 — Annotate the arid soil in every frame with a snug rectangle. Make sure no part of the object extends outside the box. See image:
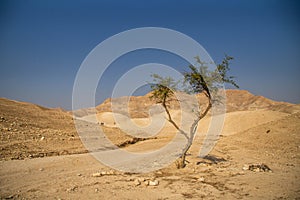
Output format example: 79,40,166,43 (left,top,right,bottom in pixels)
0,90,299,199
